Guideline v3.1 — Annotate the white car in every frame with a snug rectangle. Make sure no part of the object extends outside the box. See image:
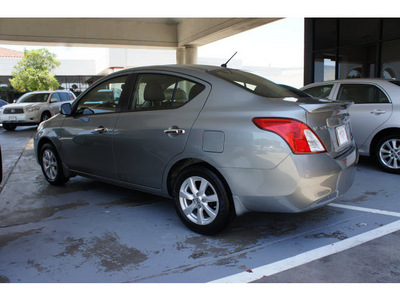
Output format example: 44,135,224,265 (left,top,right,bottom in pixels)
302,79,400,173
0,90,76,131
